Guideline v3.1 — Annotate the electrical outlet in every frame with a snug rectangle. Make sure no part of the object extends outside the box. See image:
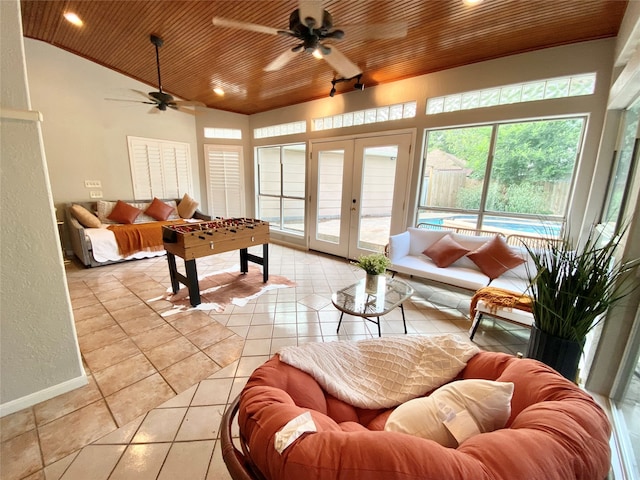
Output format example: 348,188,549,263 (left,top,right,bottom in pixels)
85,180,102,188
90,191,103,199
